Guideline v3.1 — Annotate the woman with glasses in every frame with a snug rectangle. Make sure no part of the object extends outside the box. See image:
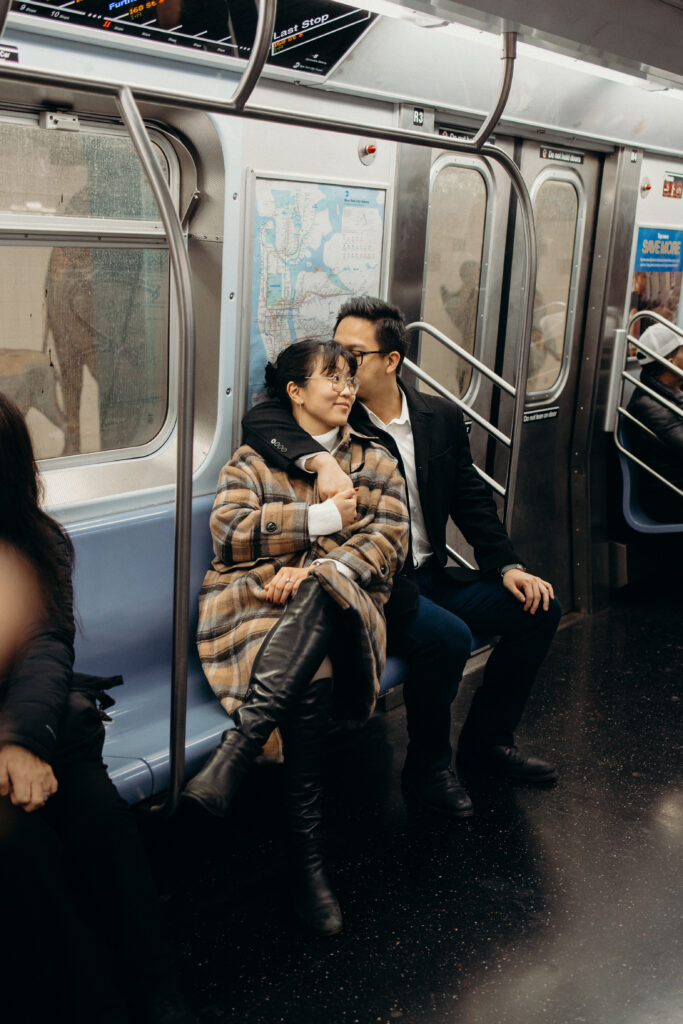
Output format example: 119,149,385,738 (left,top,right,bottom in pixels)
185,339,409,935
